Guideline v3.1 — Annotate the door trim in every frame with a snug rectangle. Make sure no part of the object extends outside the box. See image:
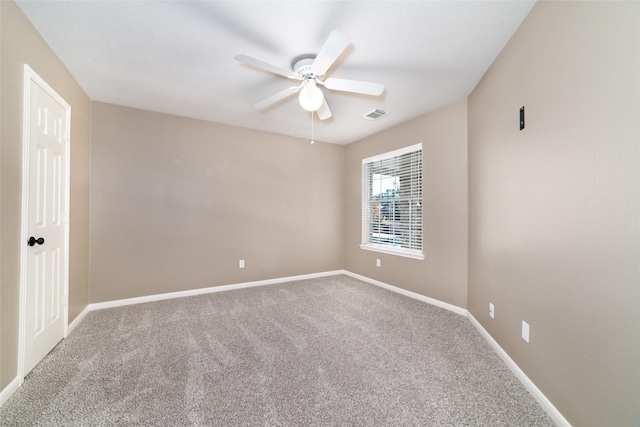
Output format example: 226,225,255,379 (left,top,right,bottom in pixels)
18,64,71,382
